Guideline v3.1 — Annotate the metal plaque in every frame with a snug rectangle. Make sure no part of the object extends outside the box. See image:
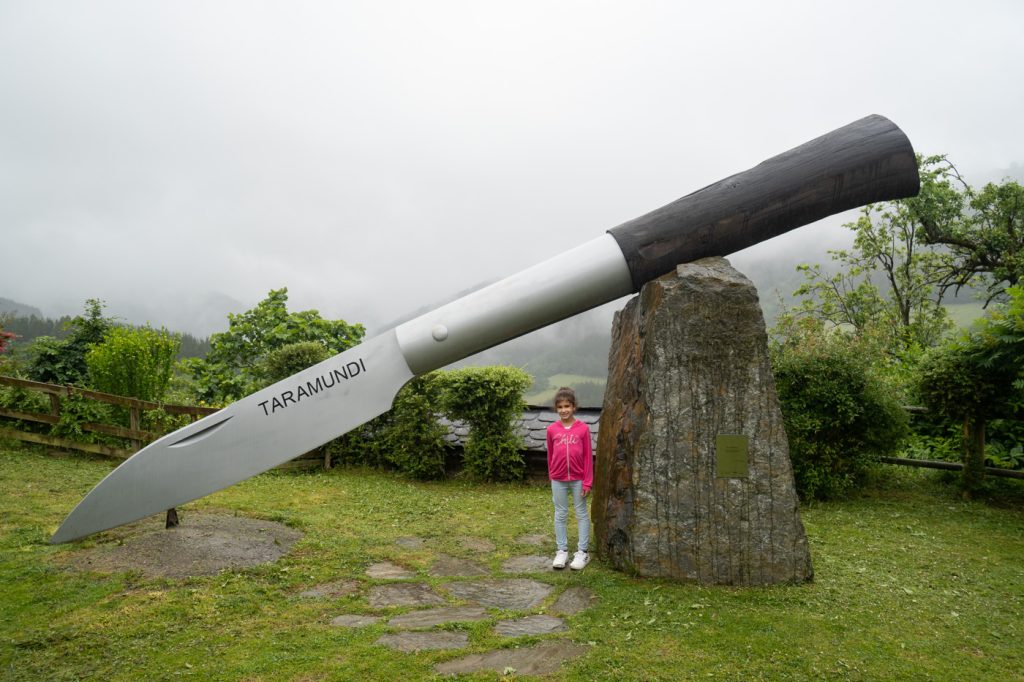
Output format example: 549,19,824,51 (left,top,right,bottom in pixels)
716,434,749,478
